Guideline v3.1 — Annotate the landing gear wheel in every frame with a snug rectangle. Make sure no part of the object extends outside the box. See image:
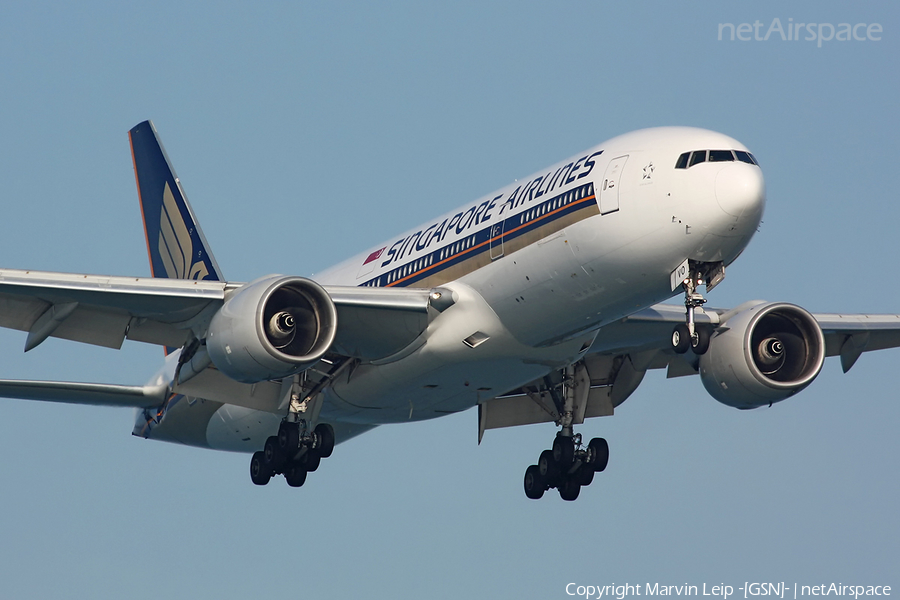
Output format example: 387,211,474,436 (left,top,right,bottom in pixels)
578,465,595,487
524,465,545,500
558,477,581,501
284,461,307,487
314,423,335,458
691,326,710,355
264,435,286,473
672,324,690,354
278,422,300,455
301,451,321,473
250,451,272,485
552,435,575,467
538,449,560,487
588,437,609,472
